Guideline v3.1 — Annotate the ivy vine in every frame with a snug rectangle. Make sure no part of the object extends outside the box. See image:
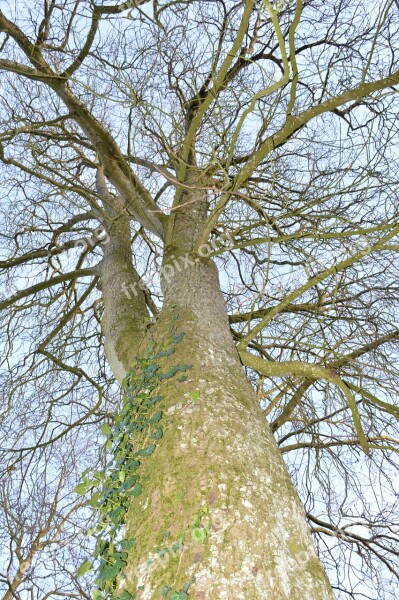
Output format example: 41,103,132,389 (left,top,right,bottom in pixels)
74,330,194,599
